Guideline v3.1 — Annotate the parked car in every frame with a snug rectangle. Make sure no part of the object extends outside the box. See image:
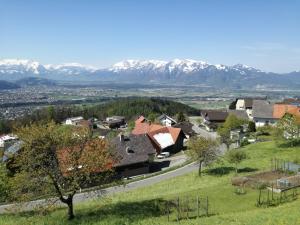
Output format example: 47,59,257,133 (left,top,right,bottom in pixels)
157,152,170,159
